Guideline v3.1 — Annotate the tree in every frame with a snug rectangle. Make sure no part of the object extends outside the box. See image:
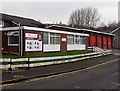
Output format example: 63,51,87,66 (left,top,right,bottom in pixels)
107,21,118,28
68,7,100,29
